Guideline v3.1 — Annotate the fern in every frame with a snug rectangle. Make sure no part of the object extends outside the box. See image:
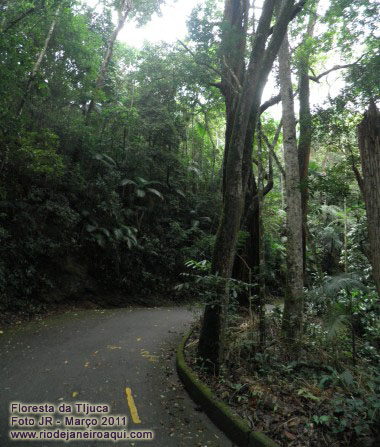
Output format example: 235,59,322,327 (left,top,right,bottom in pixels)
322,273,366,298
